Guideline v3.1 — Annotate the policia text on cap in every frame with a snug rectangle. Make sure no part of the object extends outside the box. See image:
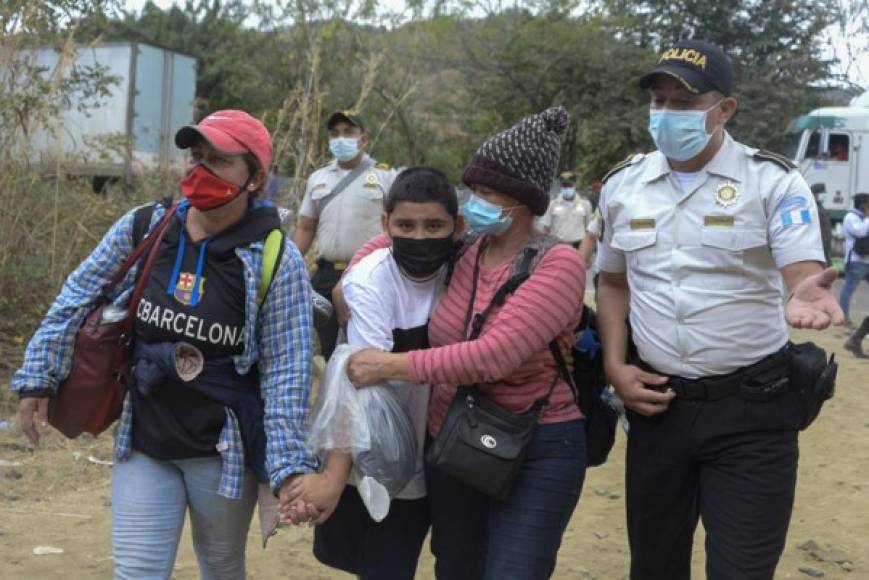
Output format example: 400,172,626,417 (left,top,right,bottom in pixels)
595,40,844,580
